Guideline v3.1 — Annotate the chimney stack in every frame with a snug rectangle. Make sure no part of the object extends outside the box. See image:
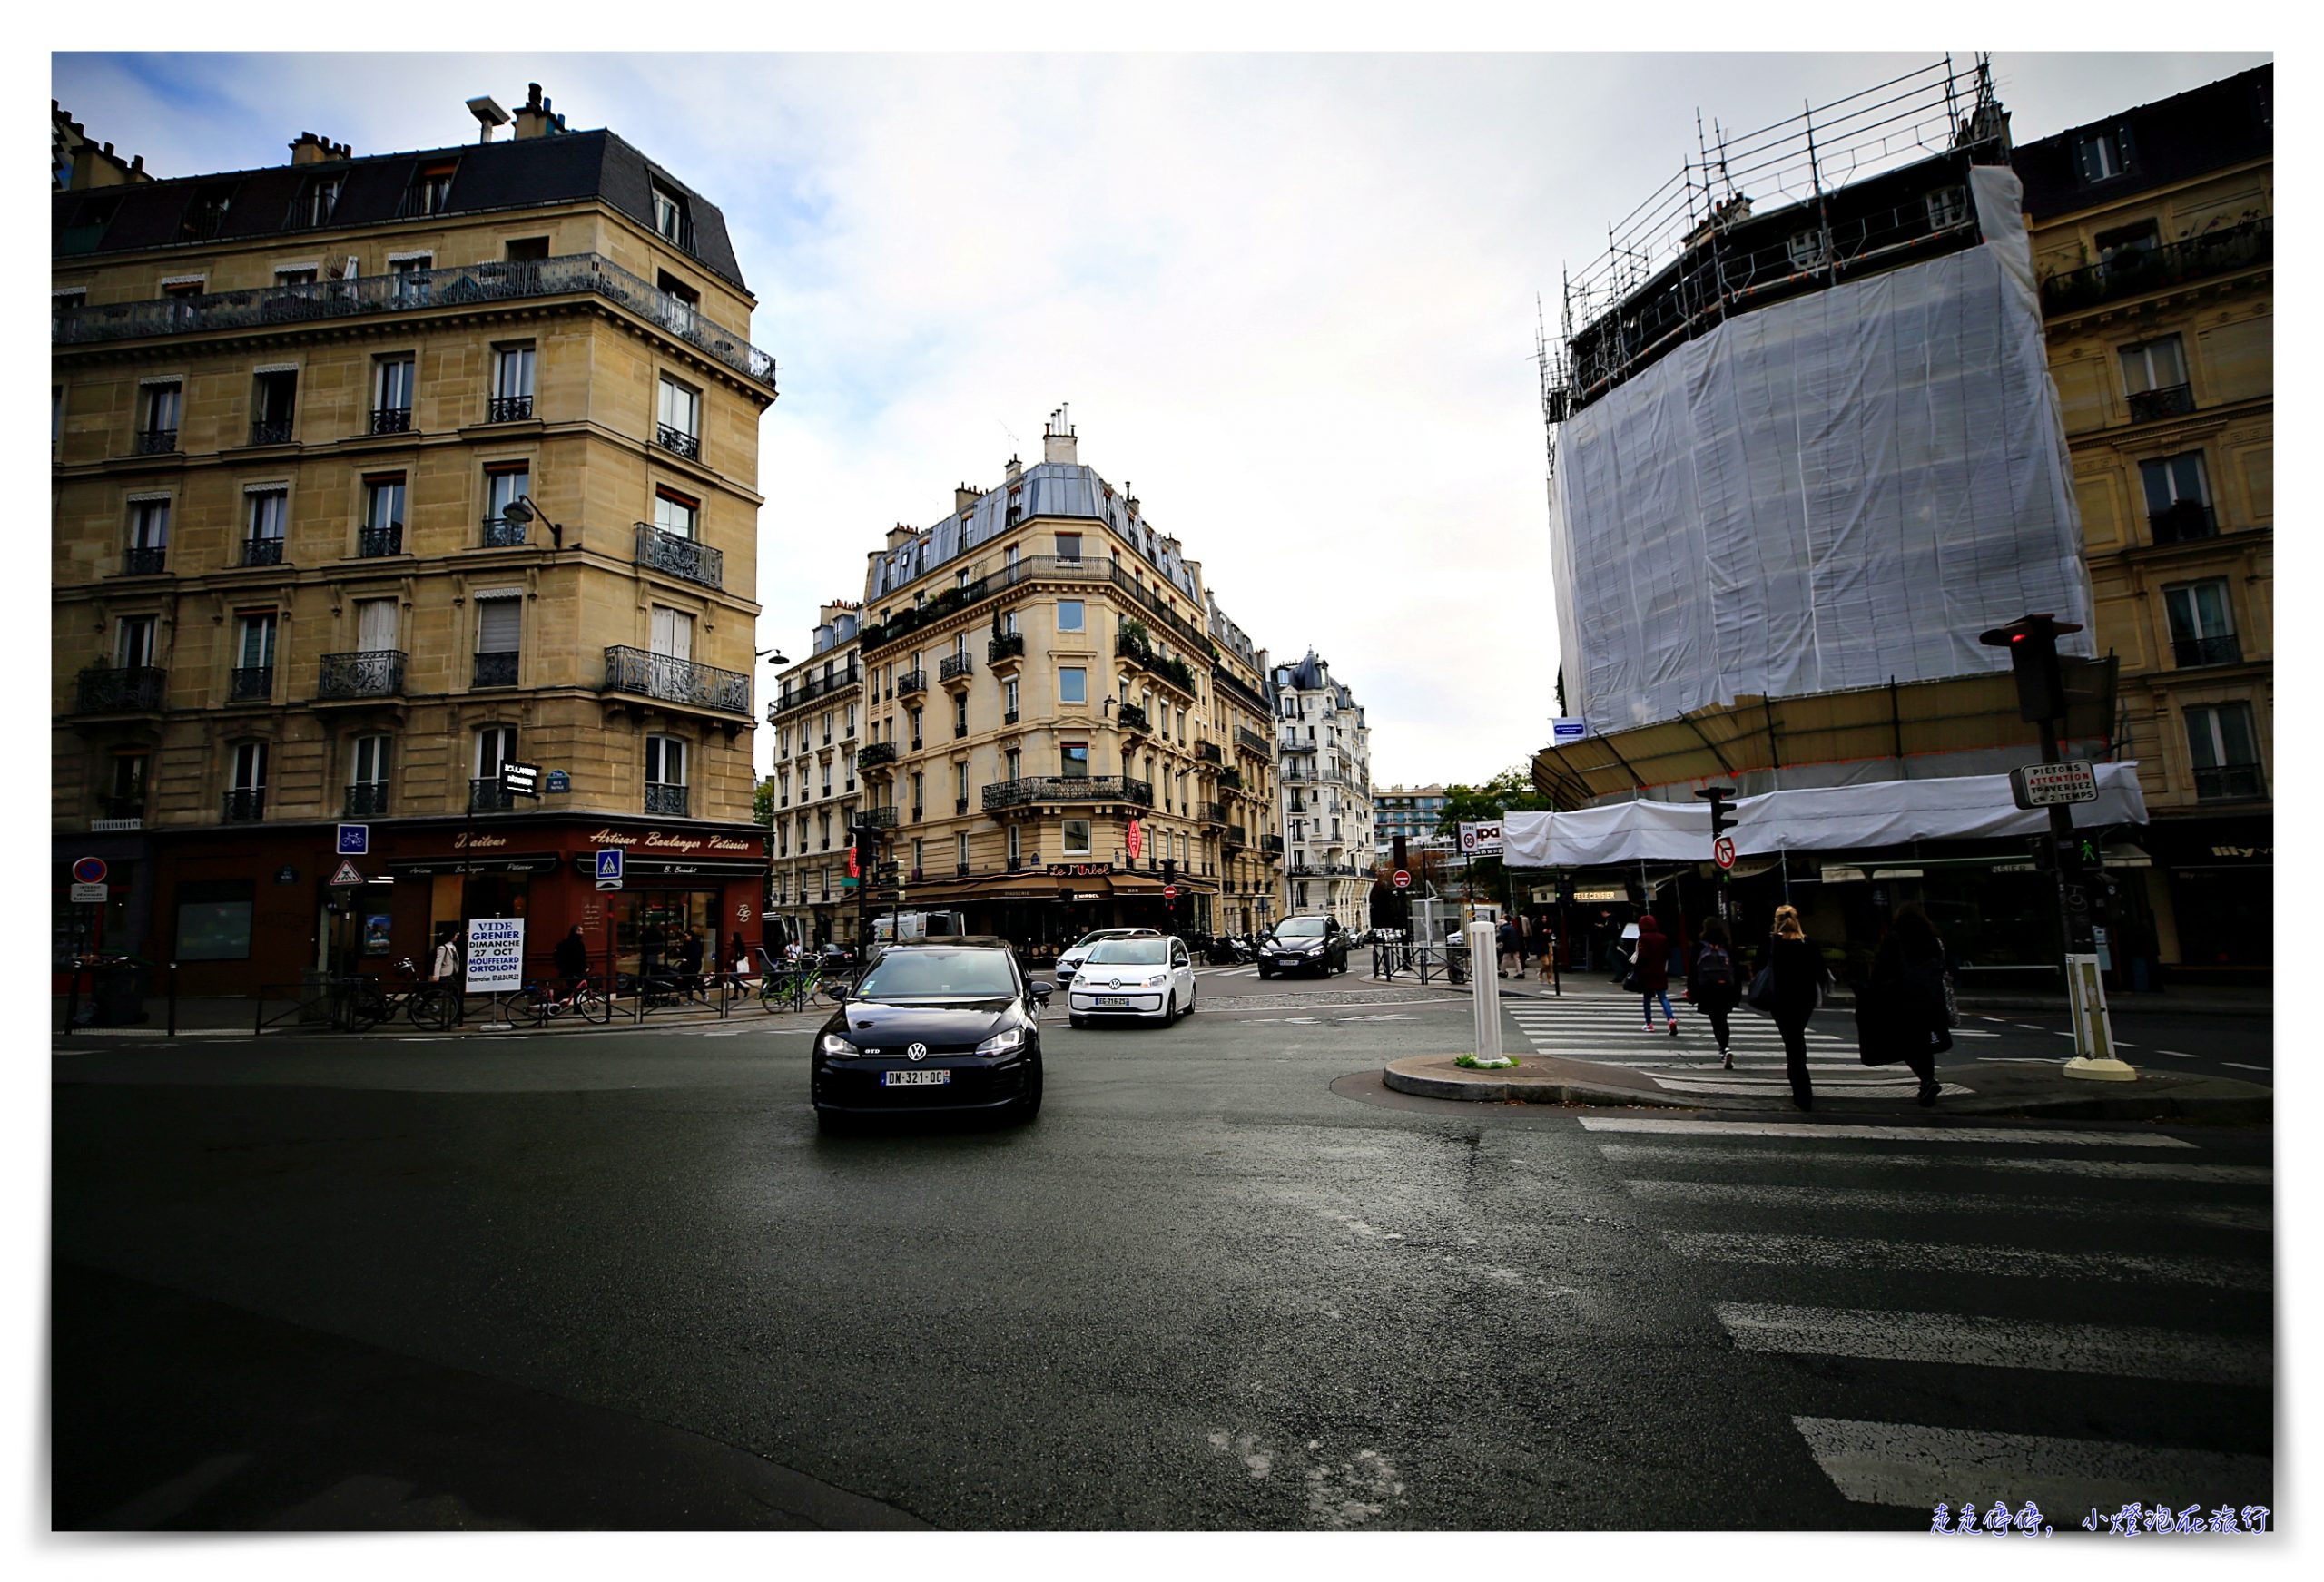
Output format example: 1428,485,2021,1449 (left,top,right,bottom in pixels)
955,484,980,516
289,132,348,165
1042,404,1078,466
1003,454,1022,482
513,83,566,140
885,524,918,551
